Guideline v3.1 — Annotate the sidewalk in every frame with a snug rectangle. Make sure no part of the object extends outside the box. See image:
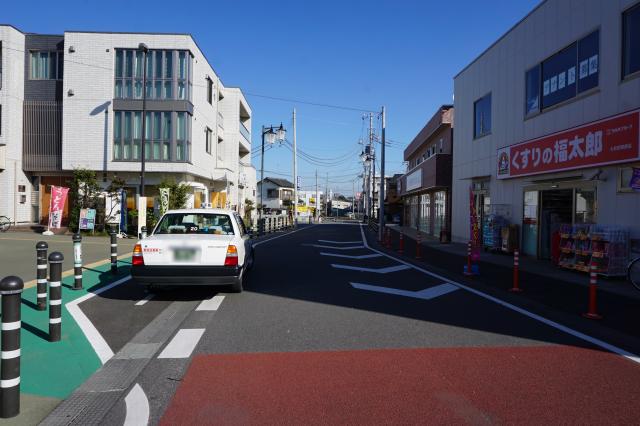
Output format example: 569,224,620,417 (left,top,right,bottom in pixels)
379,225,640,341
2,259,131,425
